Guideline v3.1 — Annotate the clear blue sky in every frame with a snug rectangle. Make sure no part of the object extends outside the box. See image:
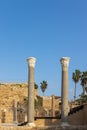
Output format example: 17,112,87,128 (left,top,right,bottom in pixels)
0,0,87,100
